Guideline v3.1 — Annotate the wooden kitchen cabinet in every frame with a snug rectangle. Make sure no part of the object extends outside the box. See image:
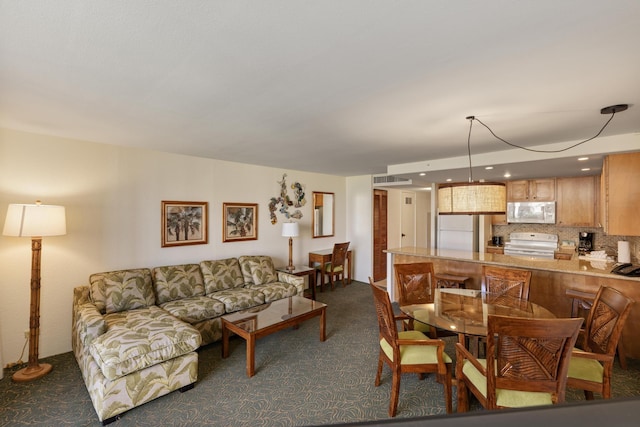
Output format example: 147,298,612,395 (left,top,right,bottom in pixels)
507,178,555,201
491,214,507,225
556,175,597,227
601,152,640,236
